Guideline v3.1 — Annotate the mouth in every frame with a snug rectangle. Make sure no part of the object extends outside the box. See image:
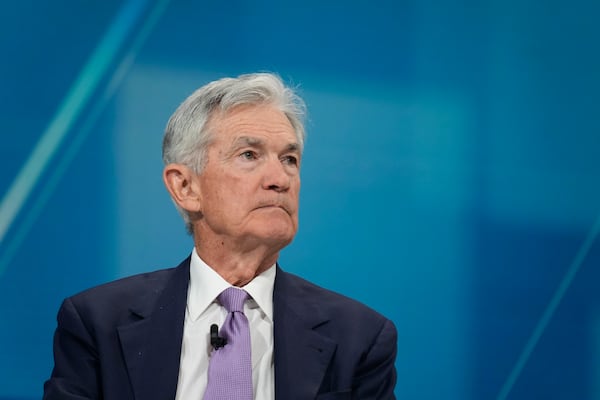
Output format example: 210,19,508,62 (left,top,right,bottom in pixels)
255,203,291,215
